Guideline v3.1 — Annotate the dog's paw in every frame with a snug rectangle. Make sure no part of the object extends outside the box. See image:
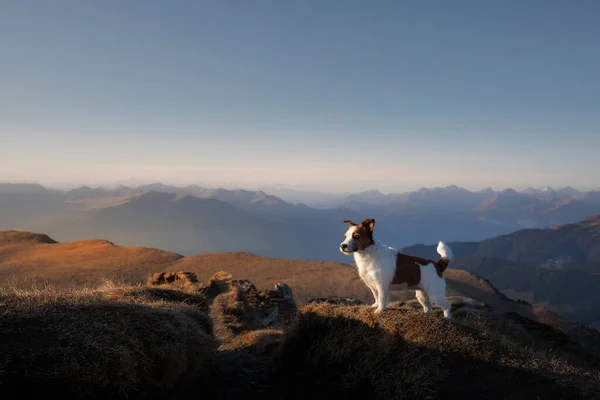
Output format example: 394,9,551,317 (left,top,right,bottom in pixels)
370,303,379,308
374,307,385,314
